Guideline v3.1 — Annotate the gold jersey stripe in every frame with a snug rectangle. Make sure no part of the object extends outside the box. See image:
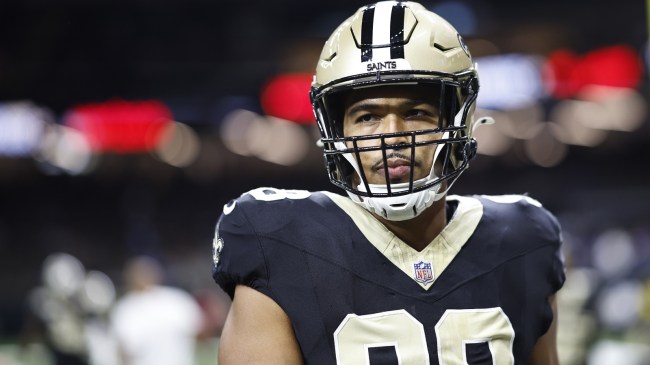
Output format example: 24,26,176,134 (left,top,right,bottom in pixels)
323,192,483,290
